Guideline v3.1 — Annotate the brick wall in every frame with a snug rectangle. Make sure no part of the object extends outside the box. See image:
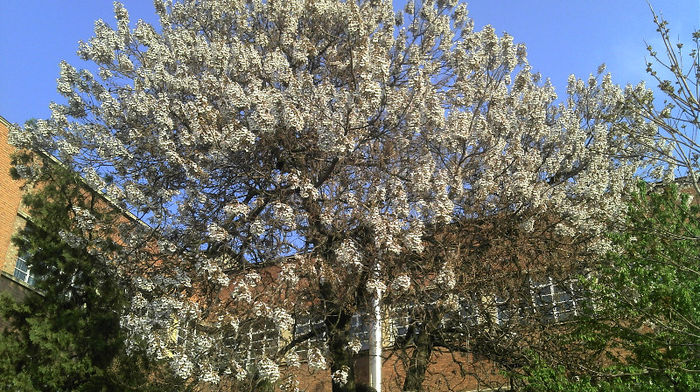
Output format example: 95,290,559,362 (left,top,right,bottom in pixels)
0,272,37,330
0,116,24,275
286,352,506,391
